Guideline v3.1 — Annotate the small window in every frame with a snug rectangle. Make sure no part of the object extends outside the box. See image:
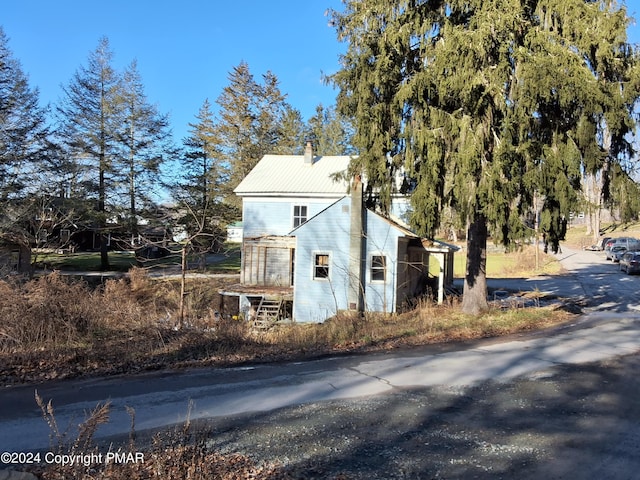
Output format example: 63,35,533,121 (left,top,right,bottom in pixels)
371,255,386,282
314,253,330,280
293,205,308,228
